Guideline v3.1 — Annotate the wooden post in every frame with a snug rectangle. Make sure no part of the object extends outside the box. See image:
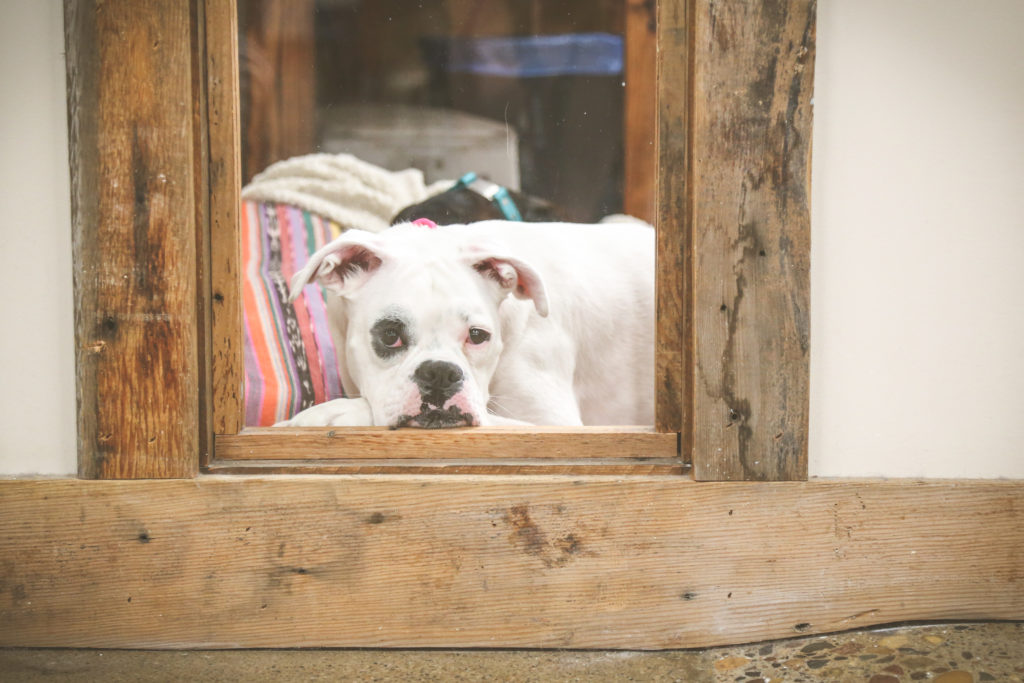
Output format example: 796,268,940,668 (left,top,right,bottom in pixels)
194,0,245,462
687,0,815,480
655,0,692,440
66,0,199,478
